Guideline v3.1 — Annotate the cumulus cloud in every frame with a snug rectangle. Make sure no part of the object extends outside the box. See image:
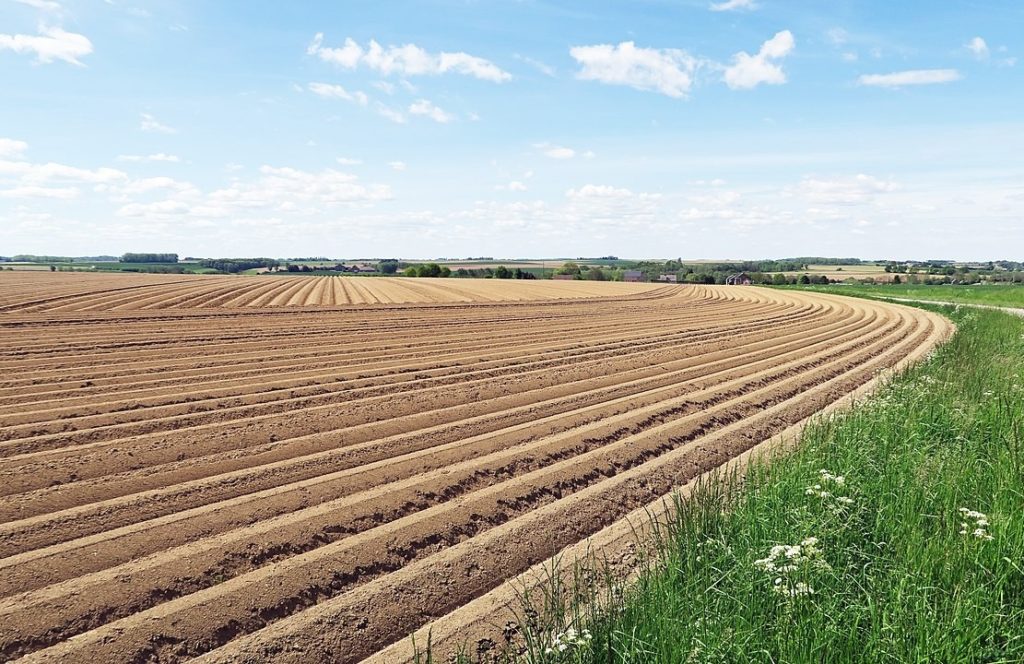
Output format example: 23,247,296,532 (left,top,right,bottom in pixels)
723,30,795,89
0,138,29,159
0,160,127,184
139,113,176,134
336,157,362,166
0,151,129,201
116,153,181,163
966,36,989,59
0,185,79,199
307,82,369,106
566,184,636,199
546,147,575,159
0,25,92,66
791,174,898,205
388,161,407,171
408,99,454,123
307,34,511,82
858,69,961,88
115,165,391,221
376,104,407,124
570,41,698,98
710,0,758,11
